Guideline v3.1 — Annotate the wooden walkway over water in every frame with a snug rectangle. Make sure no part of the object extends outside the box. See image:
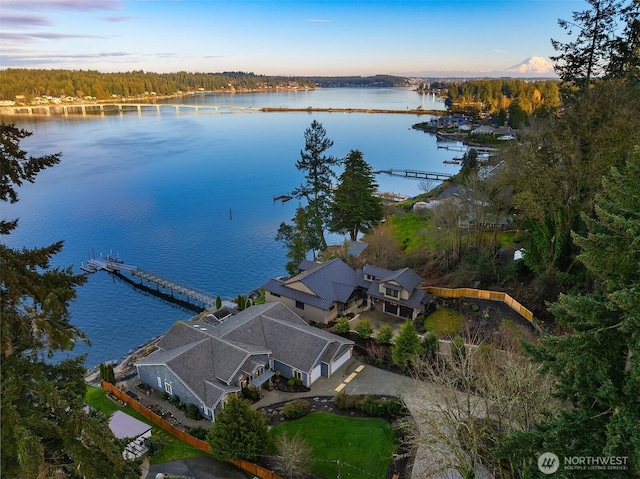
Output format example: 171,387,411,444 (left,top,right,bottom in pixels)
373,168,453,181
82,257,219,310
